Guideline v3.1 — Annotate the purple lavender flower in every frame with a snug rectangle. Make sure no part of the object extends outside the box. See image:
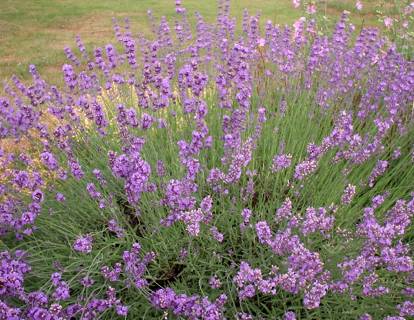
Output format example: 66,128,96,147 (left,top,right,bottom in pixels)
284,311,297,320
255,221,272,245
294,159,318,180
240,208,252,230
237,312,254,320
301,207,334,235
200,195,213,222
31,189,44,203
108,219,125,238
156,160,166,177
123,242,155,289
69,160,84,180
272,153,292,172
150,287,226,319
175,0,186,14
275,198,293,222
50,273,70,301
86,182,101,199
101,263,122,282
62,64,77,90
303,280,328,309
397,301,414,317
362,272,389,297
179,208,204,236
55,192,65,202
209,275,222,289
92,168,107,186
141,113,154,130
341,184,356,205
0,250,30,300
368,160,388,187
116,304,128,316
40,151,58,170
80,276,95,288
210,226,224,242
73,234,93,253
